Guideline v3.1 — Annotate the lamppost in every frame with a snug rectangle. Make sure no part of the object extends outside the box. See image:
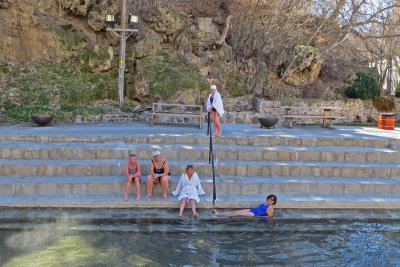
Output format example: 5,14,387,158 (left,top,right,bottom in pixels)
105,0,139,108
